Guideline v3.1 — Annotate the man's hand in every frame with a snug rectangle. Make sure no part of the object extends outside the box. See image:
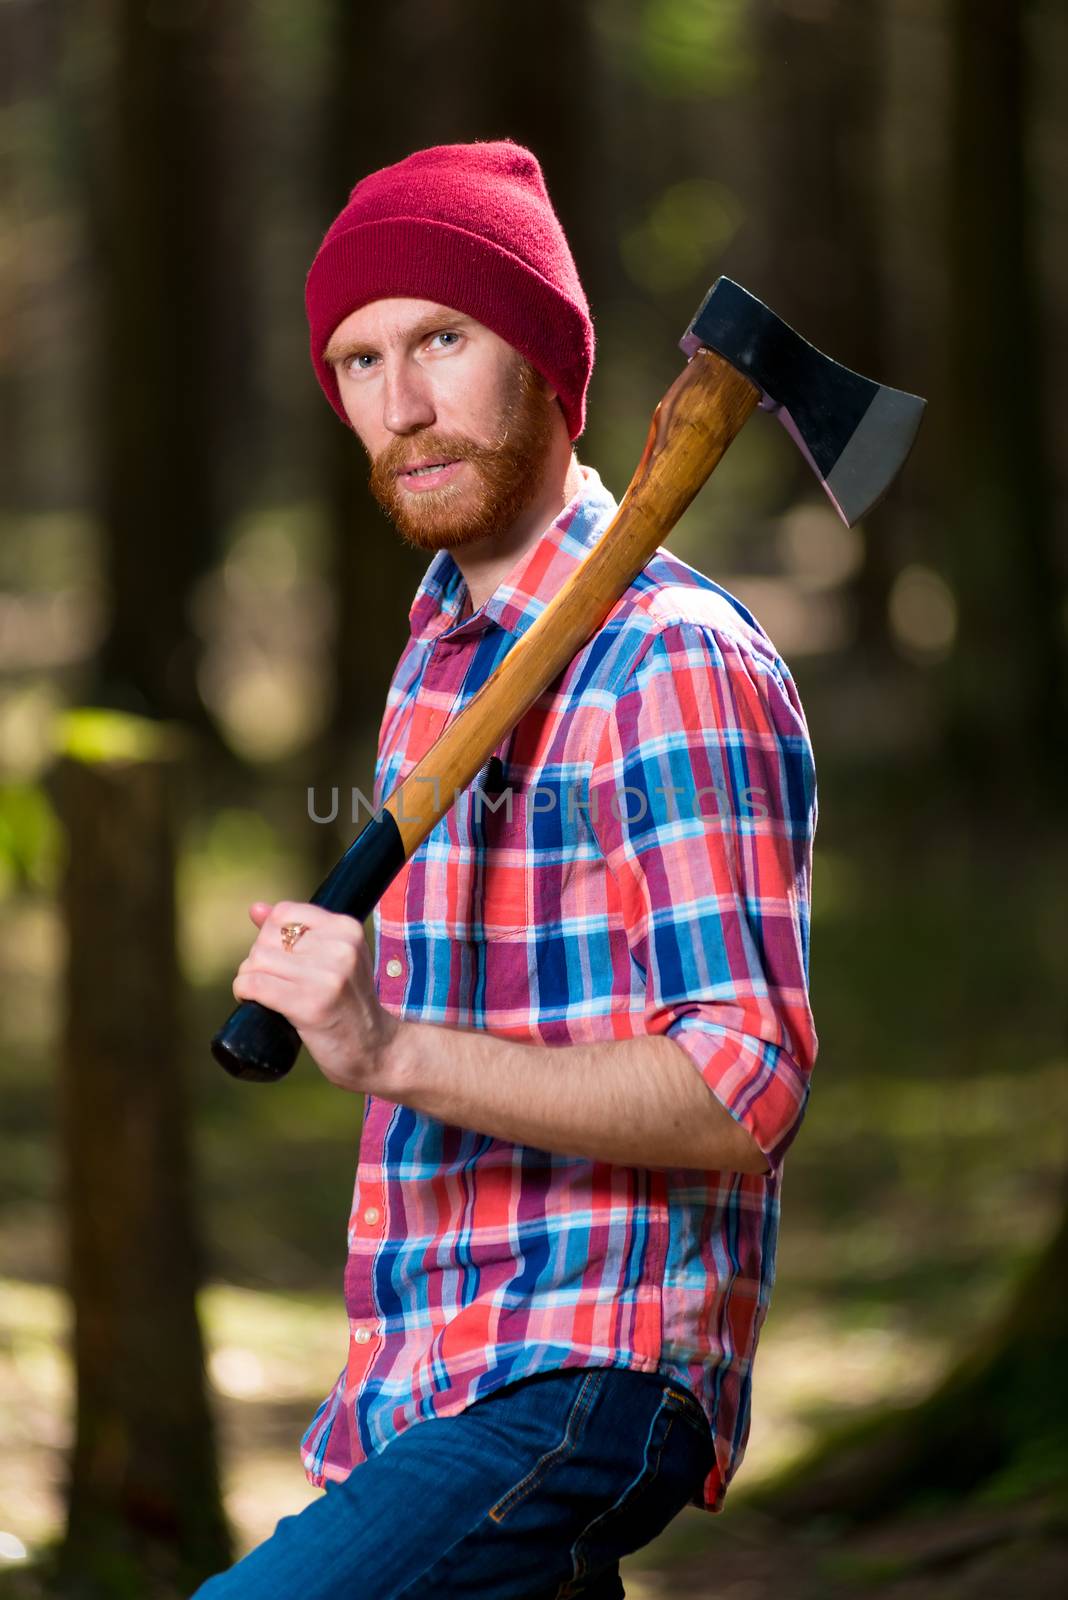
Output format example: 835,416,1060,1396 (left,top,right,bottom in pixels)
233,900,398,1093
